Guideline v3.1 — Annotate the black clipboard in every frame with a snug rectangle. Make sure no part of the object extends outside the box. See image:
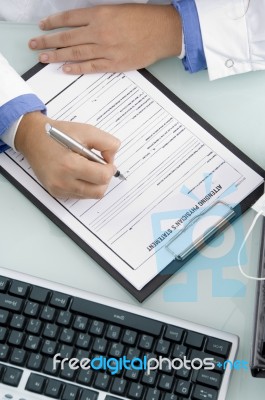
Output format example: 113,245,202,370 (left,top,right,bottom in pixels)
1,63,264,302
